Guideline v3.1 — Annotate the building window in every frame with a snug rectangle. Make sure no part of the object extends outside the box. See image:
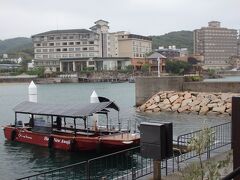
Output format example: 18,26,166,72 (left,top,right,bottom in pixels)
82,53,87,57
89,41,94,44
69,48,74,51
83,47,88,51
82,41,87,45
75,54,81,57
49,43,54,46
36,49,41,53
49,36,54,40
56,48,61,52
55,36,61,40
56,42,61,46
89,47,94,51
62,48,67,52
49,48,54,52
36,43,41,47
35,55,42,59
69,54,74,58
89,53,94,57
62,54,68,58
76,42,81,45
75,48,81,51
69,36,74,39
62,42,67,46
43,49,48,52
69,42,74,45
49,54,54,59
88,61,94,65
42,42,47,46
62,36,67,40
